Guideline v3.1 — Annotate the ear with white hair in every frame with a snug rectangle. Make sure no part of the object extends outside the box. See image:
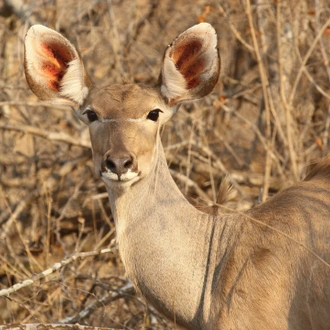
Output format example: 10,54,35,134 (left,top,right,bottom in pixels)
159,23,220,106
24,25,91,106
